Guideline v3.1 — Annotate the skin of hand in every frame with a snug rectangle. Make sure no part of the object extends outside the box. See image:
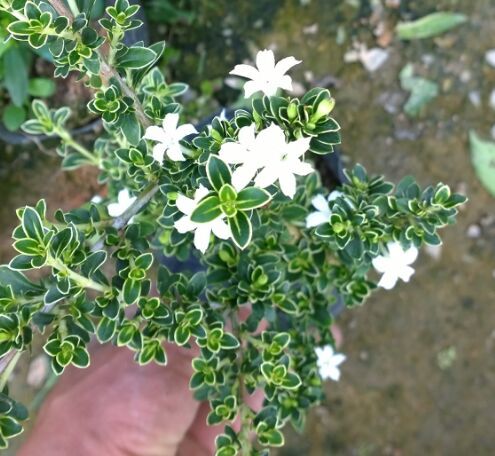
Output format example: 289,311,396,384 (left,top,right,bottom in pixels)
18,341,263,456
